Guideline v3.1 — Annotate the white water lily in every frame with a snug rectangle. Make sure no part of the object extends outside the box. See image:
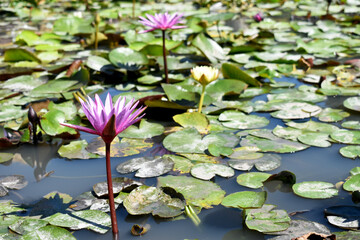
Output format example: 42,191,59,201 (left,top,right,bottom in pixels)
191,66,219,86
